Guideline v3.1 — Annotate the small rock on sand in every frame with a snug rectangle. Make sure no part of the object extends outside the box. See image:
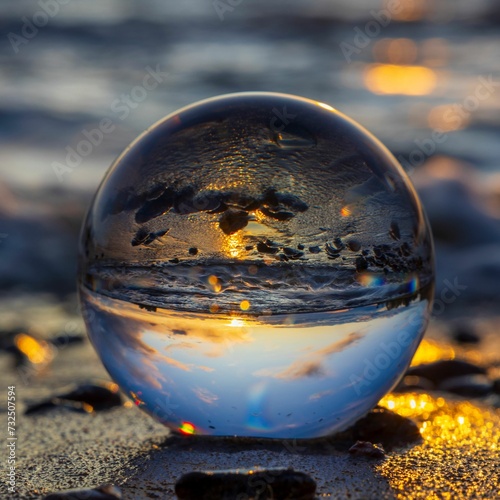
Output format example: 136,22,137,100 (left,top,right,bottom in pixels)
348,440,386,459
43,484,122,499
175,468,316,500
